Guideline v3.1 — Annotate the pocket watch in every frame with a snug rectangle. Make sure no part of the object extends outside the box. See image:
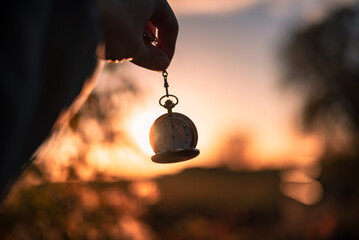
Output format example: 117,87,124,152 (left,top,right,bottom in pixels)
149,71,200,163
